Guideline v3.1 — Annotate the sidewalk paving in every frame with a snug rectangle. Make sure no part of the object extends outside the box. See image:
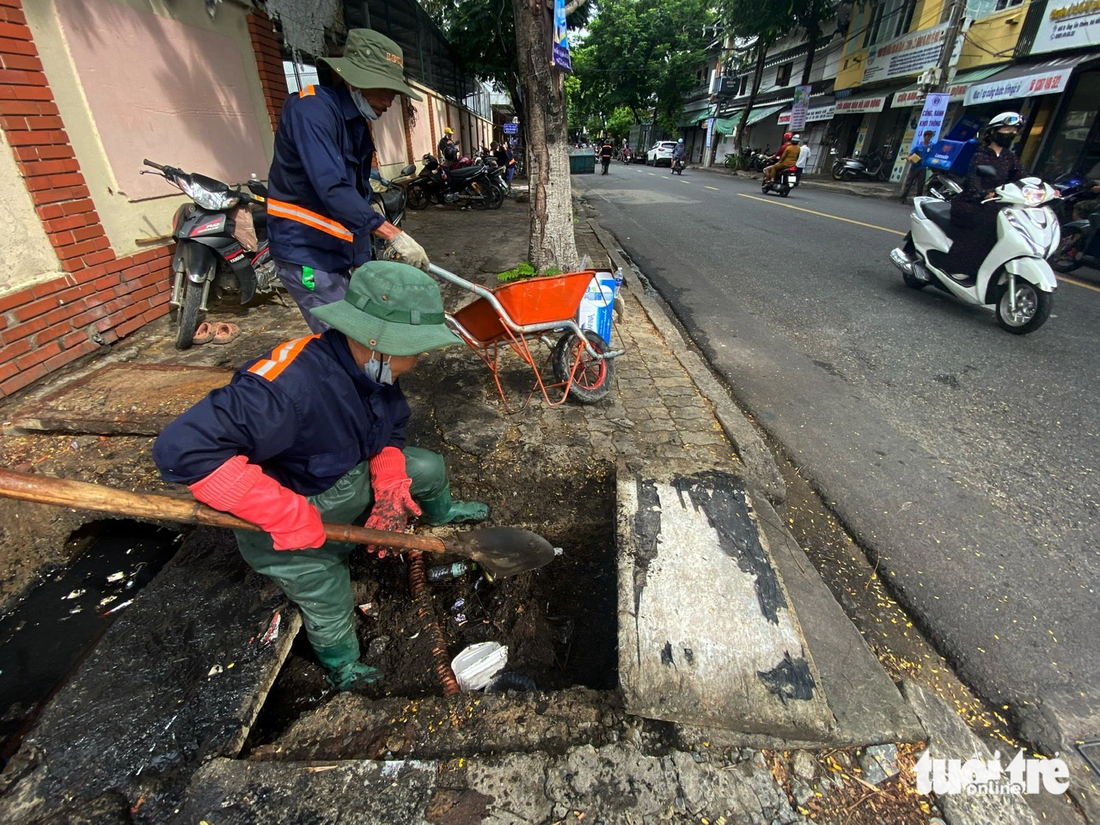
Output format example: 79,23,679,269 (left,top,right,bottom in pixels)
0,195,1085,825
